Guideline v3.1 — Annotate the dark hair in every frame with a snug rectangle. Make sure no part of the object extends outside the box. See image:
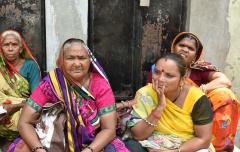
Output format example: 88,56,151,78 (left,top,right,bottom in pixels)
172,33,203,62
155,53,187,77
